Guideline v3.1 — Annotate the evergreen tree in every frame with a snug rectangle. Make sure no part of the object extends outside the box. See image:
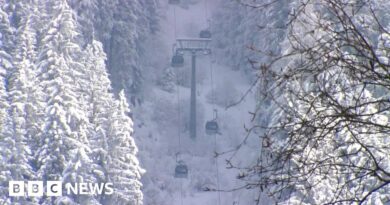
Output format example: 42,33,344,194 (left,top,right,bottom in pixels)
212,0,289,75
104,91,144,205
80,40,115,204
68,0,98,46
0,7,13,204
71,0,159,103
159,67,176,93
3,8,41,204
34,1,91,203
0,0,147,204
139,0,159,35
245,1,390,204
